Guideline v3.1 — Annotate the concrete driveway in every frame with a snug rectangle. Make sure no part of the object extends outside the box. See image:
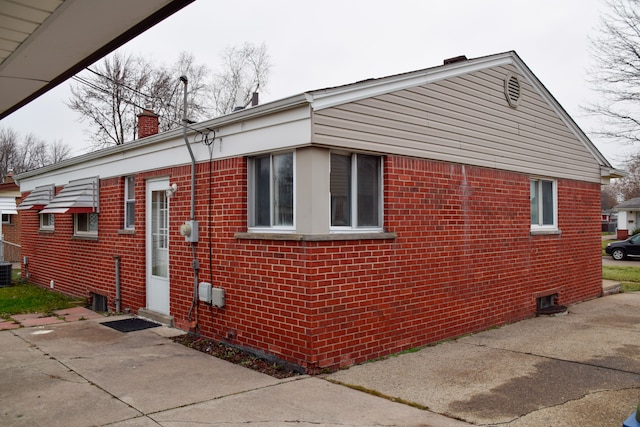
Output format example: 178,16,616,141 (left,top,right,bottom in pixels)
328,292,640,426
2,293,640,426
